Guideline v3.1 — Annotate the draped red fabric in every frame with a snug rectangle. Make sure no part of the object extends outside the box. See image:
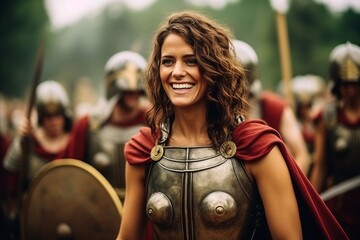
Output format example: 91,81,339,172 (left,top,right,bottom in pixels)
260,91,286,131
124,127,155,165
58,115,89,160
232,119,348,239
